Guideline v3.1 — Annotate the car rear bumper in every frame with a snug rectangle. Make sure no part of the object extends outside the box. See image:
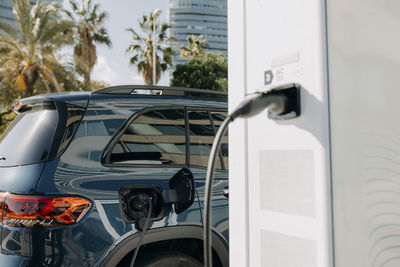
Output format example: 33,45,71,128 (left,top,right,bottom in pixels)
0,221,114,266
0,253,28,267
